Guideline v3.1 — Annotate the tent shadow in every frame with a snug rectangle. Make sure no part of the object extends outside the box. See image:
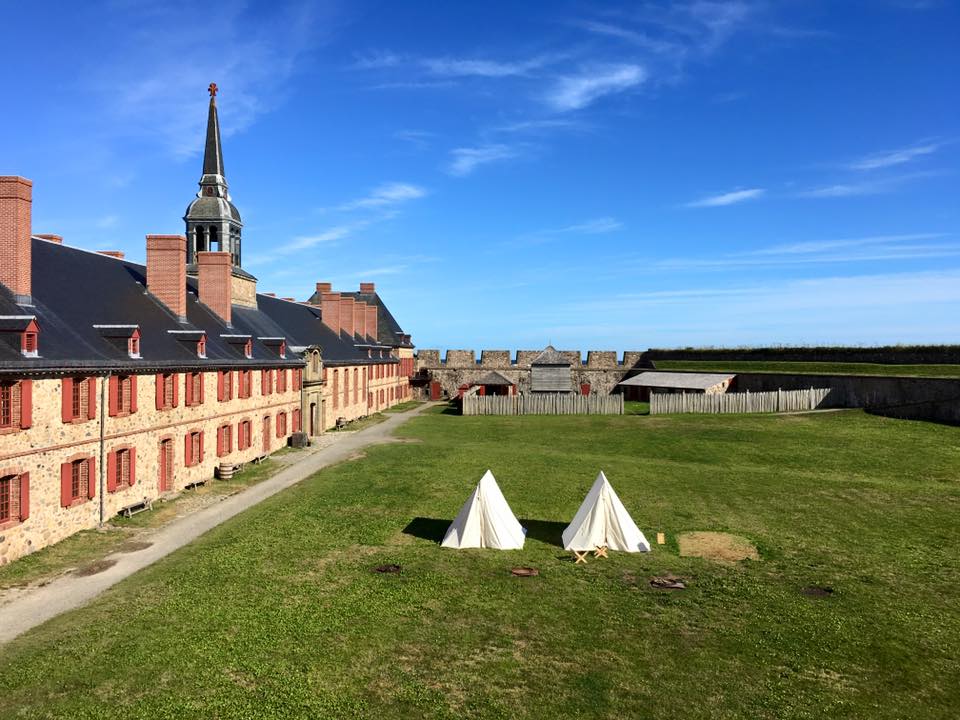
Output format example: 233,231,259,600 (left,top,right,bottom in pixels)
519,519,567,548
402,517,450,543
